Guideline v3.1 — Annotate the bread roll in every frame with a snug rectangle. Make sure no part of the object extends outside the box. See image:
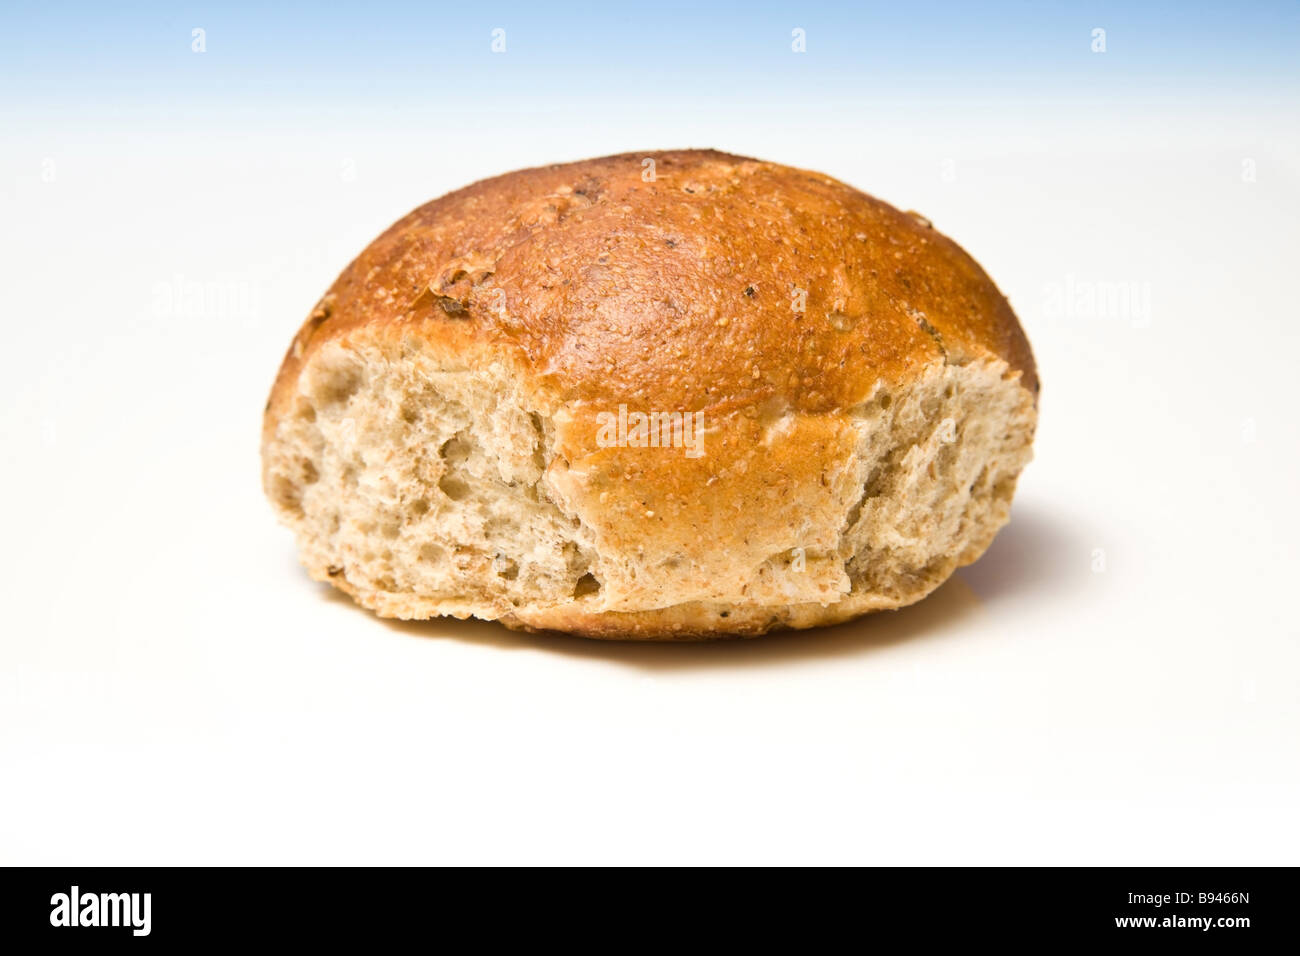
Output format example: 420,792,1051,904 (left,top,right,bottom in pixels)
262,150,1038,640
